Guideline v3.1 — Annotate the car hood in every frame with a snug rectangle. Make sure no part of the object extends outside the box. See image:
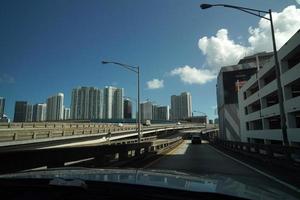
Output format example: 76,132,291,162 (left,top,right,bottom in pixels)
0,168,298,200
